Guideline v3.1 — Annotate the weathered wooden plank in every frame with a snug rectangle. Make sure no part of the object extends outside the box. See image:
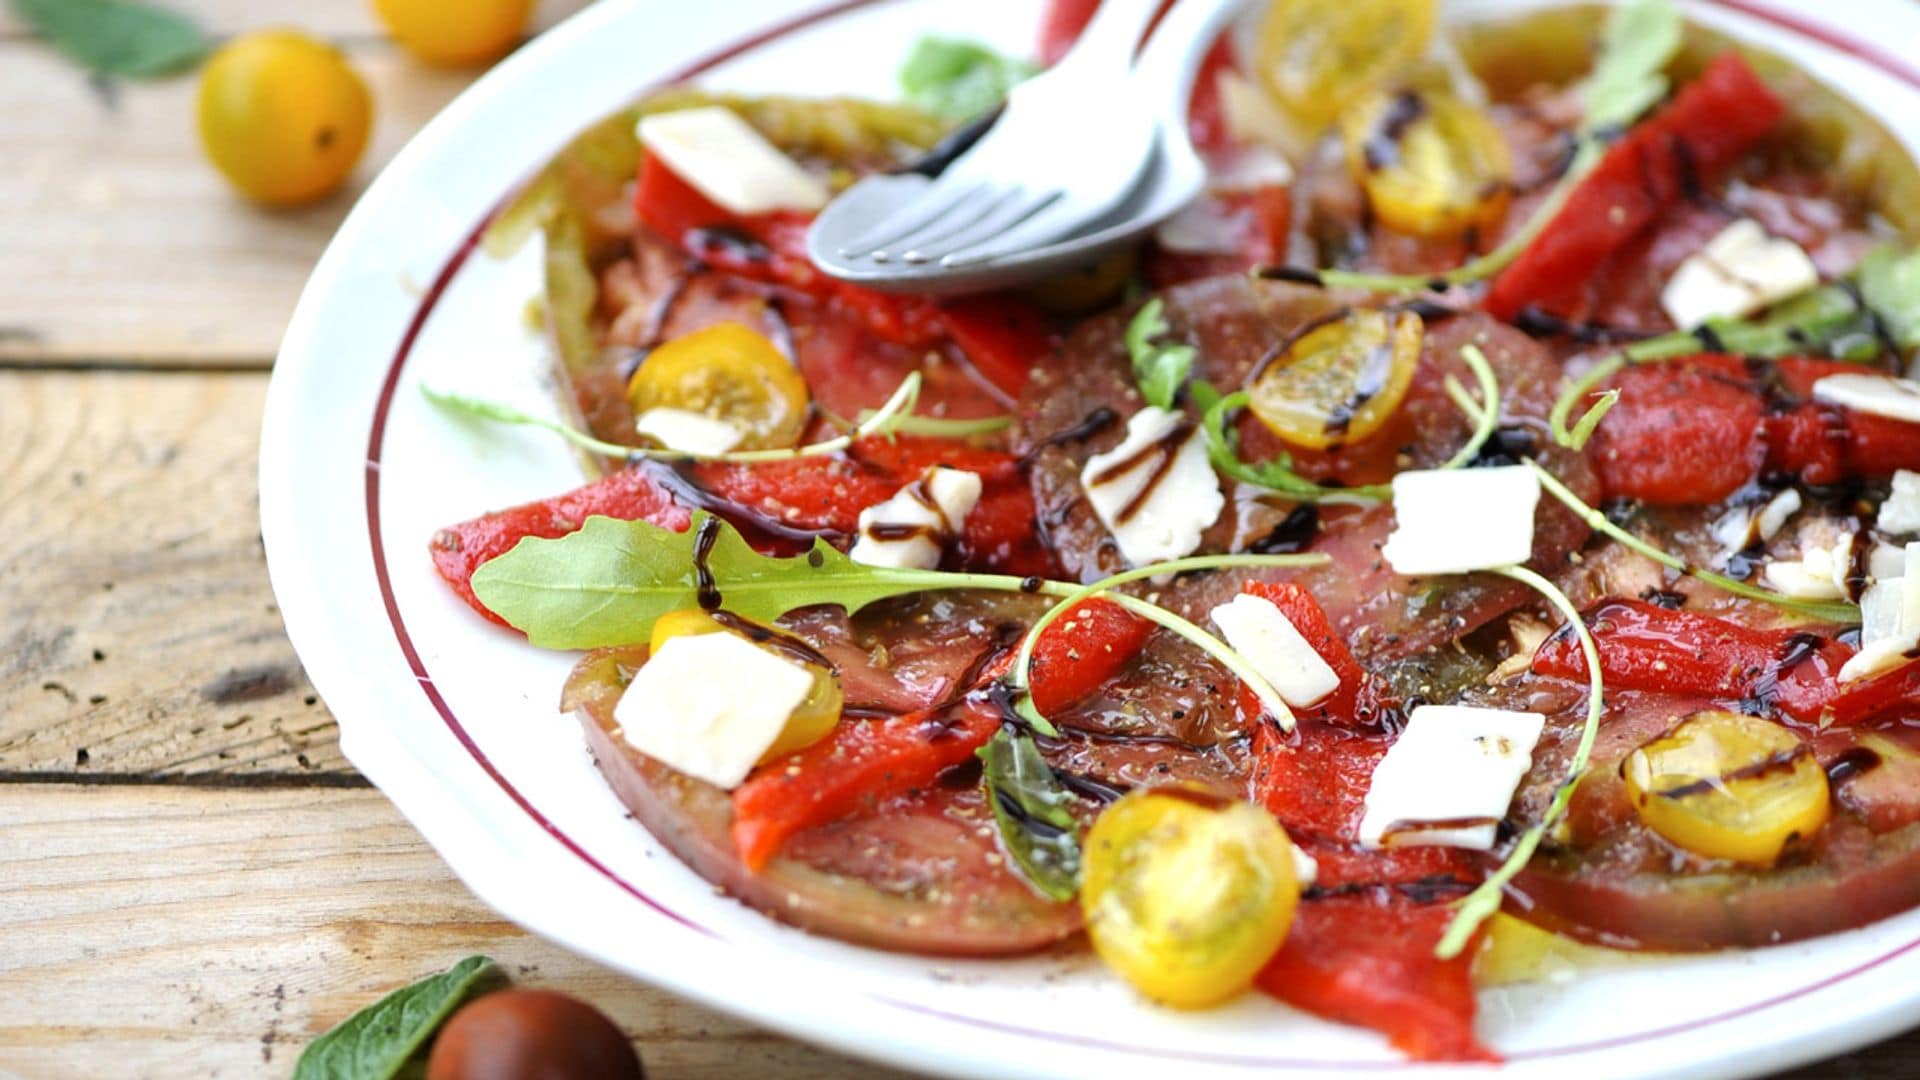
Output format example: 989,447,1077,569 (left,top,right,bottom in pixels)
0,41,472,365
0,0,592,46
0,370,347,779
0,784,909,1079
